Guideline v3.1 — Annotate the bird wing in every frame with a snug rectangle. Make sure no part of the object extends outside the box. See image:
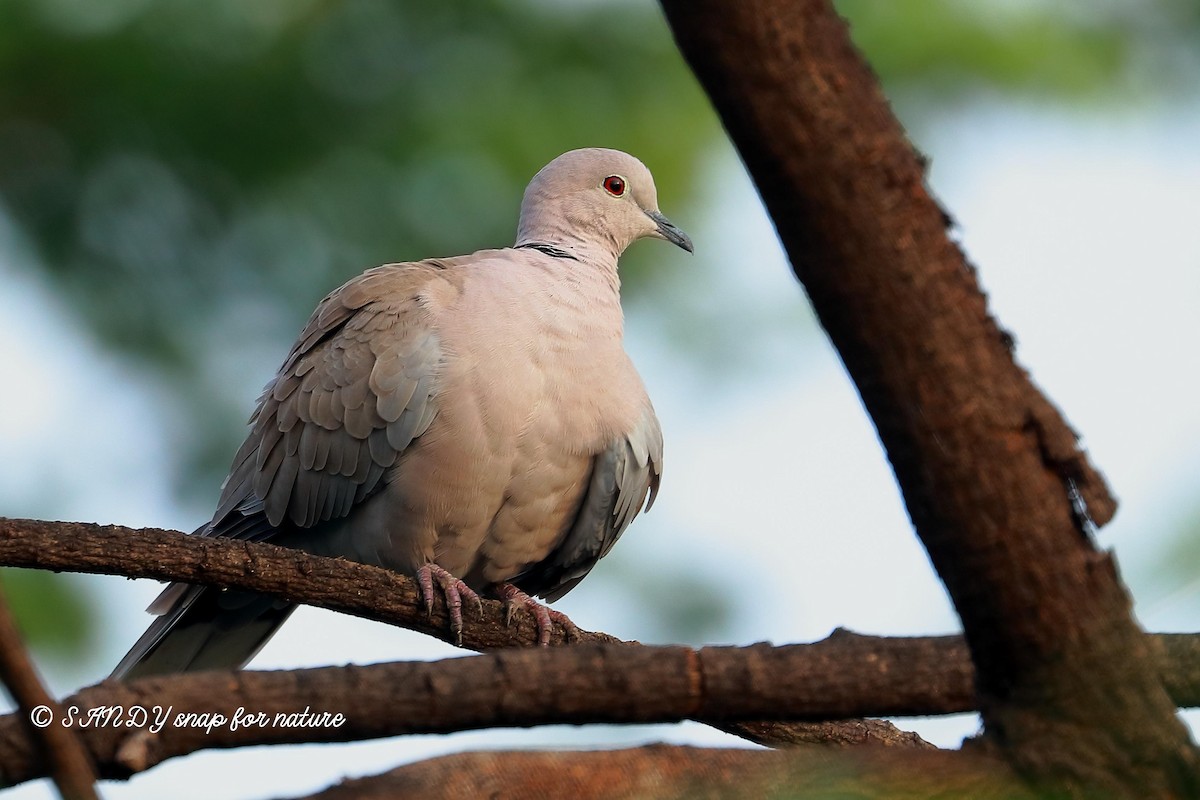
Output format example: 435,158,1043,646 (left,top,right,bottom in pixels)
208,261,451,541
518,406,663,602
117,261,453,677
